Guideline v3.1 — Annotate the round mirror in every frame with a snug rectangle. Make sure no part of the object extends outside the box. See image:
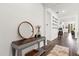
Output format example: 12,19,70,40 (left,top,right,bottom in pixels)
18,21,34,39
